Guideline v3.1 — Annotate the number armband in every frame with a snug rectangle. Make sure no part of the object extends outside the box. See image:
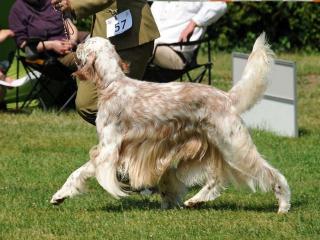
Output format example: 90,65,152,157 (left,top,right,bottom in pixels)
106,10,133,38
